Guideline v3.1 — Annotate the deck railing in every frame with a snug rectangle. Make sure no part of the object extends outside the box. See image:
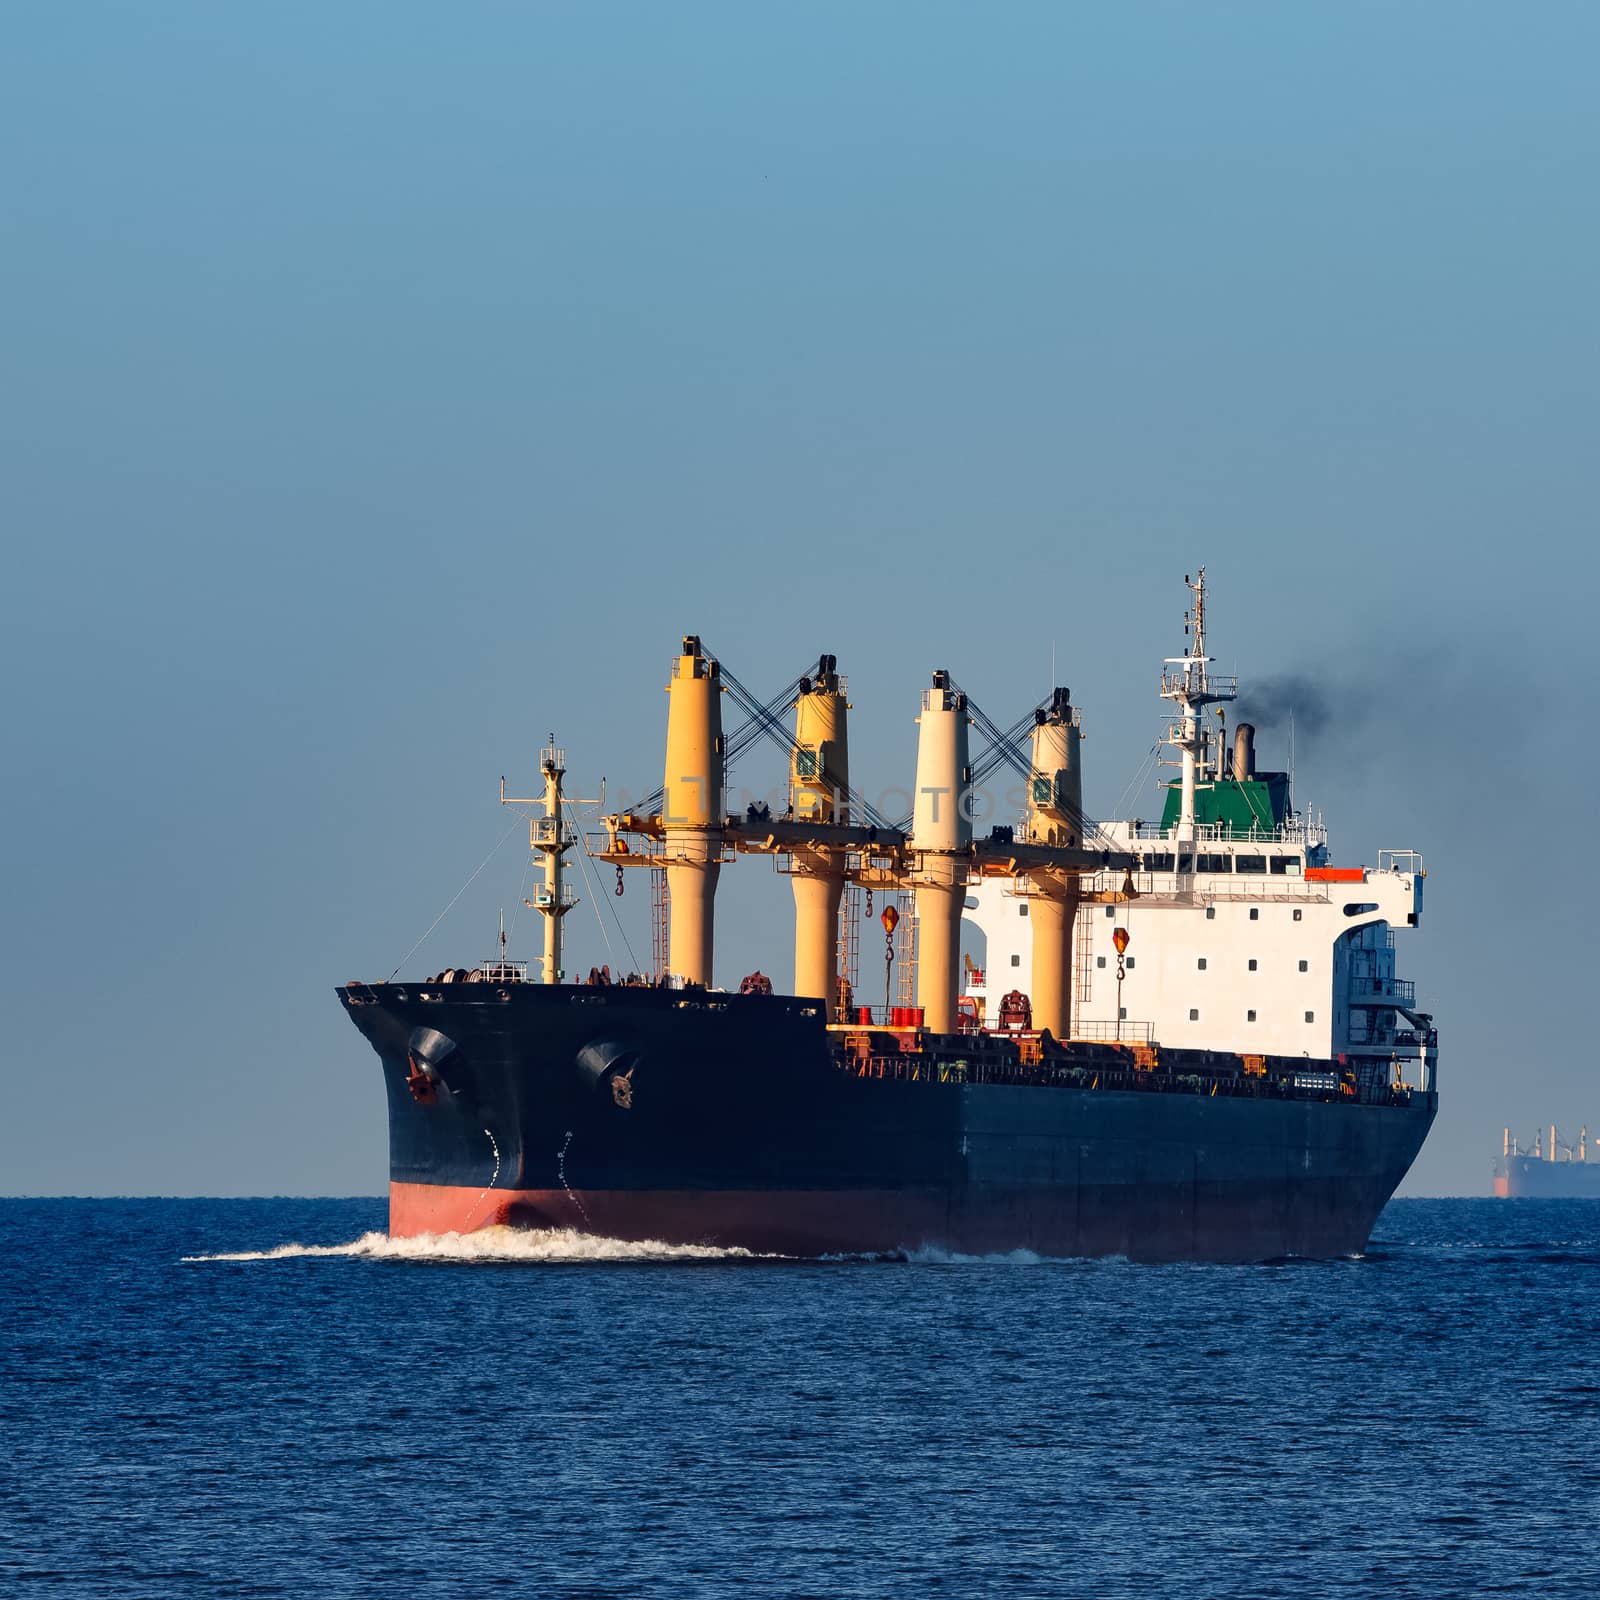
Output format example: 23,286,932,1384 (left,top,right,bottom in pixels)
832,1051,1413,1110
